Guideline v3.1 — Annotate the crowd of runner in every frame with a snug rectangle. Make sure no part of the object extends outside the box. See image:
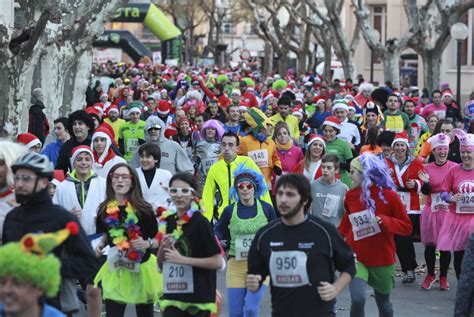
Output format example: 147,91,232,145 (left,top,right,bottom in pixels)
0,61,473,317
